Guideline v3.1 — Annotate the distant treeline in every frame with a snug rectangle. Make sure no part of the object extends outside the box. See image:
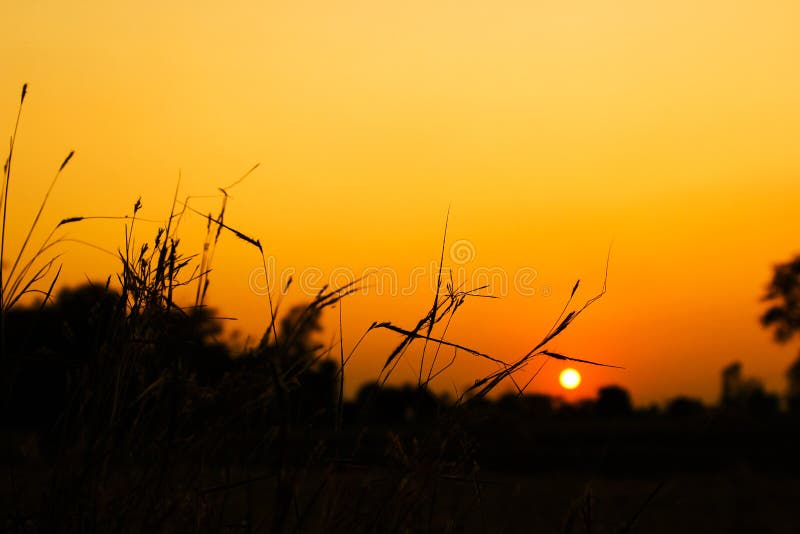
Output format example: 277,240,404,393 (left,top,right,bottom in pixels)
1,283,795,440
